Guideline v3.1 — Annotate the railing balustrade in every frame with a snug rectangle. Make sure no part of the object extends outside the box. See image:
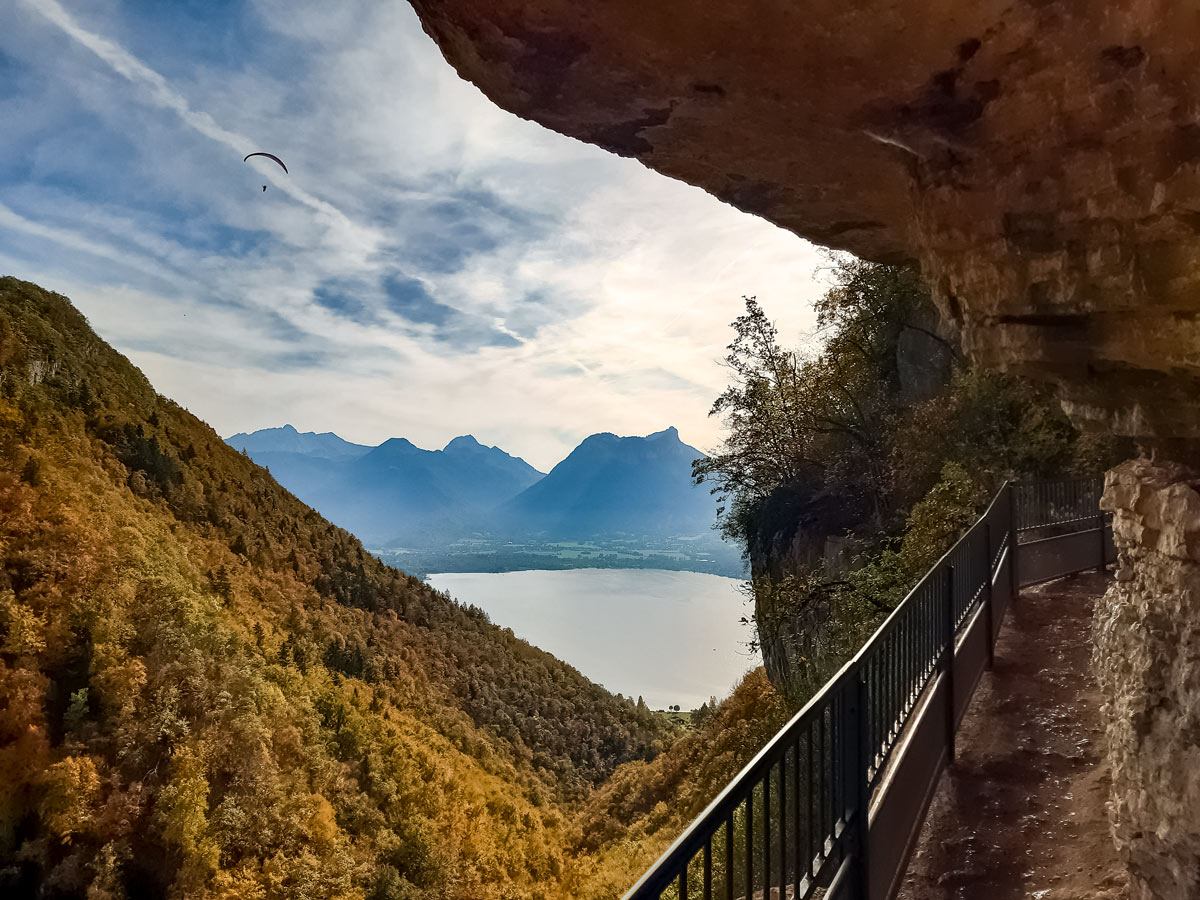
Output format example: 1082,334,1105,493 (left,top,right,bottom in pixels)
622,478,1111,900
